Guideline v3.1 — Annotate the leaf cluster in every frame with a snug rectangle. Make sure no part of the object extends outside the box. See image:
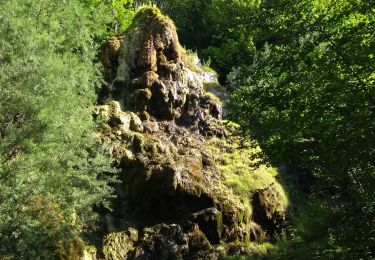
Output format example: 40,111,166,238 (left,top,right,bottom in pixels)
228,0,374,257
0,0,117,258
